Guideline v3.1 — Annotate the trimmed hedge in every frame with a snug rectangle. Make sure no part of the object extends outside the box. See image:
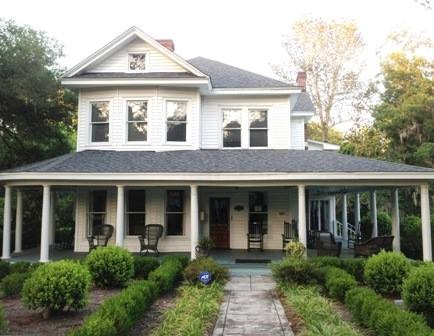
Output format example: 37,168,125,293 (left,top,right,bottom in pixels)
1,272,31,297
311,257,366,283
183,257,229,285
0,261,10,280
149,257,184,294
323,267,357,302
271,257,320,285
133,256,159,279
345,287,432,336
